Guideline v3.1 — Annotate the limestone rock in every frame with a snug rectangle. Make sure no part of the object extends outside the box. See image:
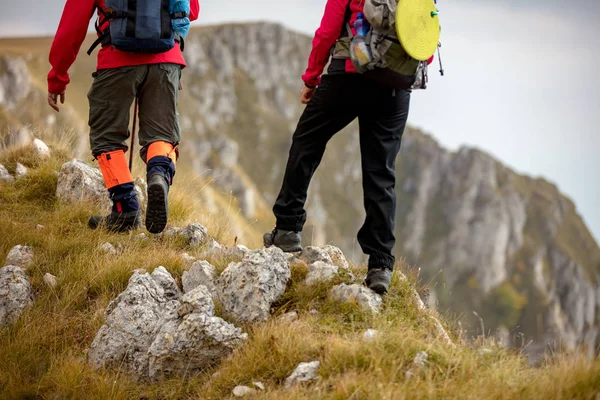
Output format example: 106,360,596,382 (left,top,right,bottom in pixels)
164,223,208,247
147,285,248,380
32,138,50,157
330,284,382,314
5,245,34,269
182,260,217,295
135,233,148,241
322,245,350,270
56,159,110,210
217,247,290,323
304,261,338,286
89,267,247,381
284,361,320,388
0,163,14,183
363,329,381,340
279,311,298,323
232,386,257,397
88,268,180,378
15,163,28,179
0,266,34,328
200,244,248,263
299,246,333,266
151,266,182,301
183,223,208,247
43,273,57,288
100,242,116,255
180,252,197,267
